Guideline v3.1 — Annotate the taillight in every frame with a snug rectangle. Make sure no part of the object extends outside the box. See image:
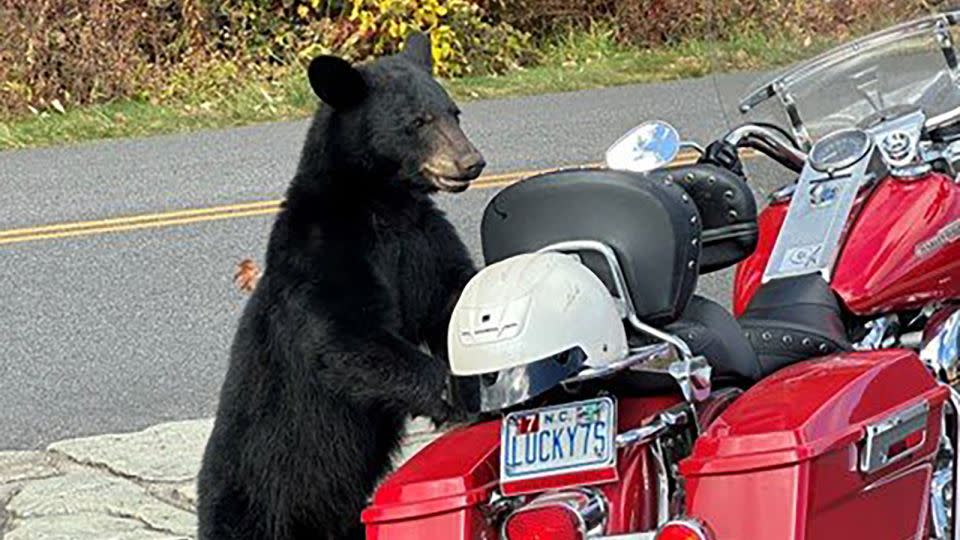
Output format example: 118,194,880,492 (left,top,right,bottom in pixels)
502,489,607,540
504,505,582,540
656,519,714,540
